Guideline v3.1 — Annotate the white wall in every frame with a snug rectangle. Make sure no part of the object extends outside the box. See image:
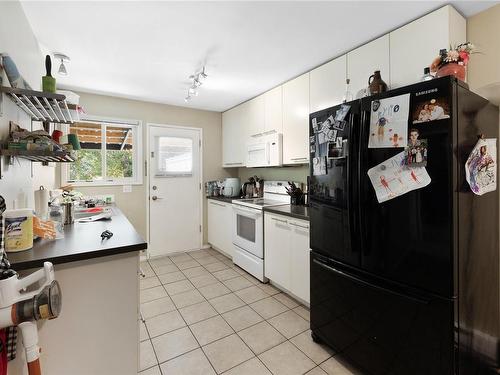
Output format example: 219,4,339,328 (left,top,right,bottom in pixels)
239,165,308,186
467,4,500,105
0,1,56,210
69,91,236,243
